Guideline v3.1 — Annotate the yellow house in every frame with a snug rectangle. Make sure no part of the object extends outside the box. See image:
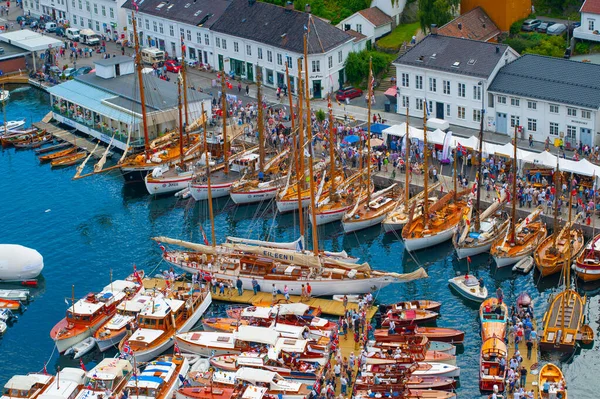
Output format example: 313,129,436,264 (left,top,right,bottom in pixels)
461,0,532,31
